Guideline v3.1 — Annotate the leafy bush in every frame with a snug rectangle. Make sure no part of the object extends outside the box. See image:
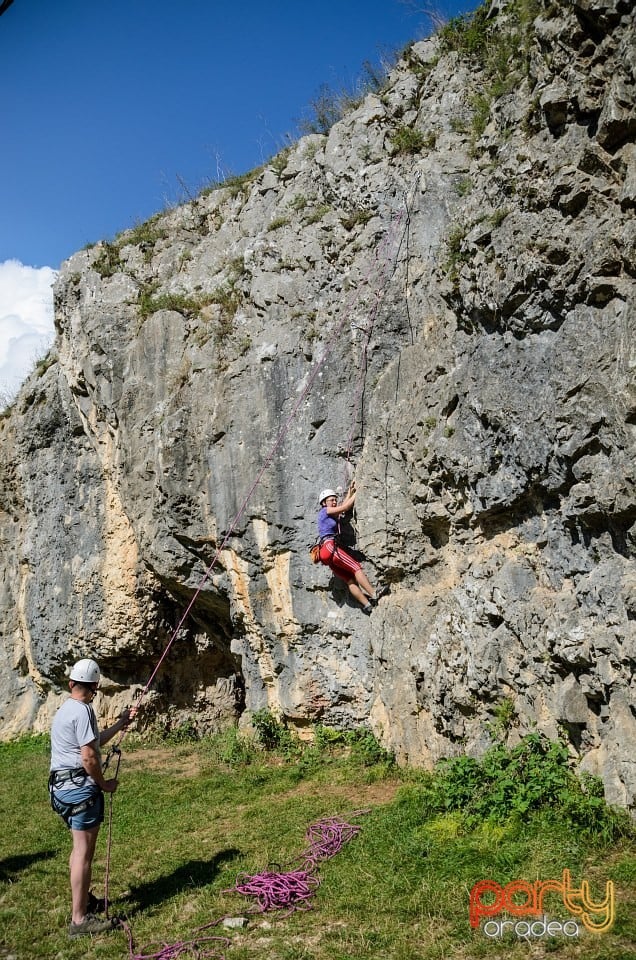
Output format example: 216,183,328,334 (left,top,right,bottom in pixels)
138,290,205,320
163,719,199,744
251,709,299,757
348,729,395,767
212,725,259,766
92,241,123,278
487,696,518,738
125,215,168,251
438,0,541,69
251,709,285,749
417,734,634,842
270,148,291,177
438,5,492,60
438,0,542,141
444,223,471,285
314,725,395,768
390,125,427,155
